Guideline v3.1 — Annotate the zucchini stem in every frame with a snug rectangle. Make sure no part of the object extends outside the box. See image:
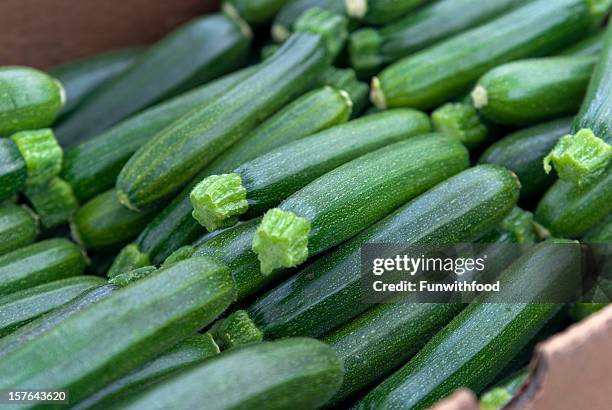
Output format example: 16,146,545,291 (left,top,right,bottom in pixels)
10,129,63,186
271,24,290,43
212,310,263,350
470,85,489,109
107,244,151,278
431,103,488,148
24,177,79,228
370,77,387,109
